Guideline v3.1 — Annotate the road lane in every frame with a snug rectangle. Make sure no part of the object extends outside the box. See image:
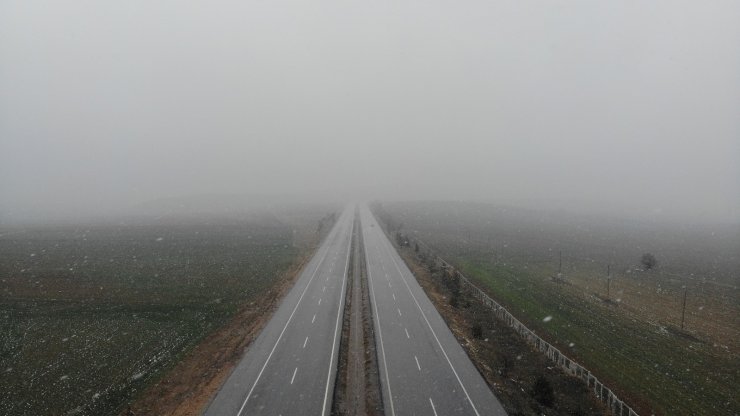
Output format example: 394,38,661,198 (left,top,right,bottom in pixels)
205,205,354,416
360,204,507,416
